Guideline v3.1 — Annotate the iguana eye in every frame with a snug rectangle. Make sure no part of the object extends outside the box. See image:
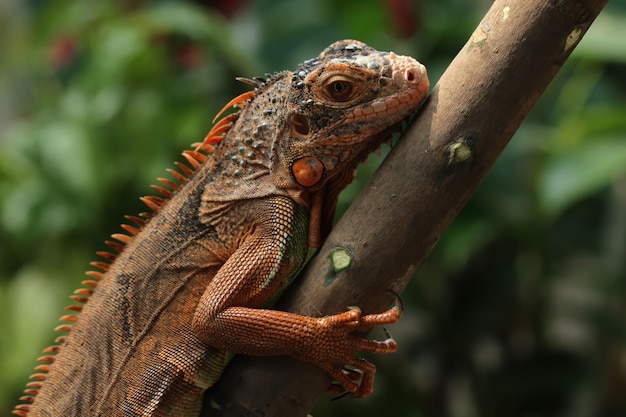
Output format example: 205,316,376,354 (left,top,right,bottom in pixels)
325,77,354,102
